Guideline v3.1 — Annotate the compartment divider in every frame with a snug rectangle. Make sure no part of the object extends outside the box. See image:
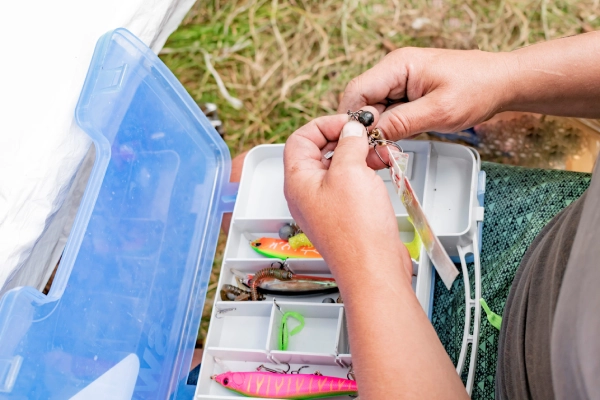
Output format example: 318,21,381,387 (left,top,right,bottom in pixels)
206,347,271,364
334,307,345,356
265,299,281,353
269,350,338,366
232,217,294,233
414,251,433,315
223,258,329,275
